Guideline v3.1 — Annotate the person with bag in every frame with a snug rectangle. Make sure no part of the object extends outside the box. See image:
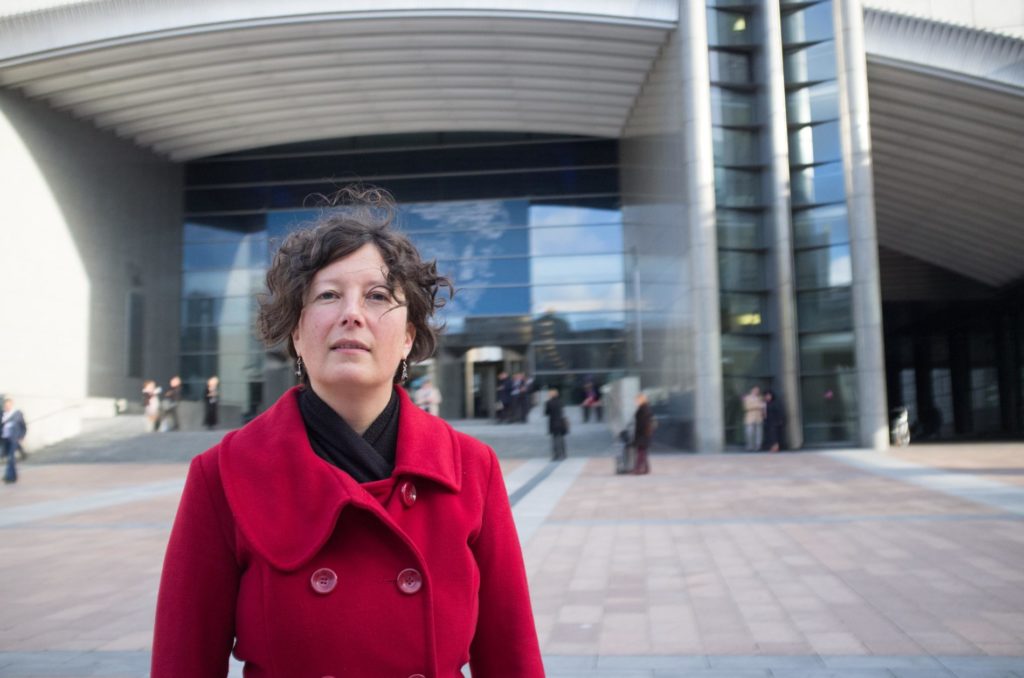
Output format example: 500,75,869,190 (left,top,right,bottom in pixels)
633,392,656,475
544,387,568,461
